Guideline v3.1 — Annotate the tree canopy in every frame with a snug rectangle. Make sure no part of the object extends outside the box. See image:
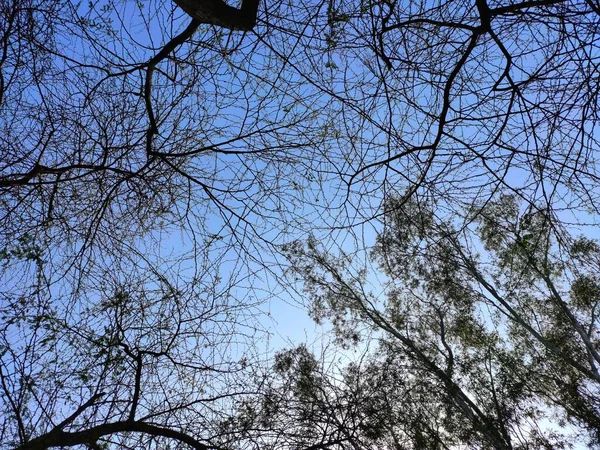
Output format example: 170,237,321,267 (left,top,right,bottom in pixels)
279,195,600,448
1,0,600,448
